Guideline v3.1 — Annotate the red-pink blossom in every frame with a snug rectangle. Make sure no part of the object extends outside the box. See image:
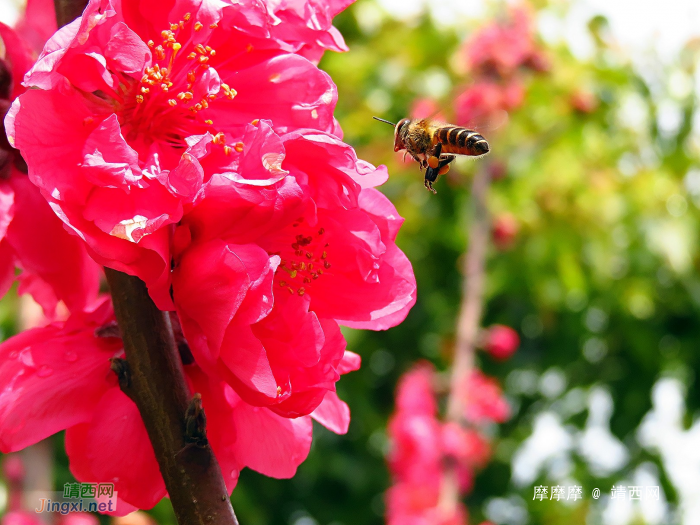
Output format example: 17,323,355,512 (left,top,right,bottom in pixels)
6,0,413,420
386,364,476,525
491,212,519,250
266,0,353,64
0,16,100,318
571,90,598,114
455,80,522,128
465,6,547,79
461,371,510,424
483,324,520,360
173,130,414,414
6,0,343,308
0,297,359,513
386,482,468,525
